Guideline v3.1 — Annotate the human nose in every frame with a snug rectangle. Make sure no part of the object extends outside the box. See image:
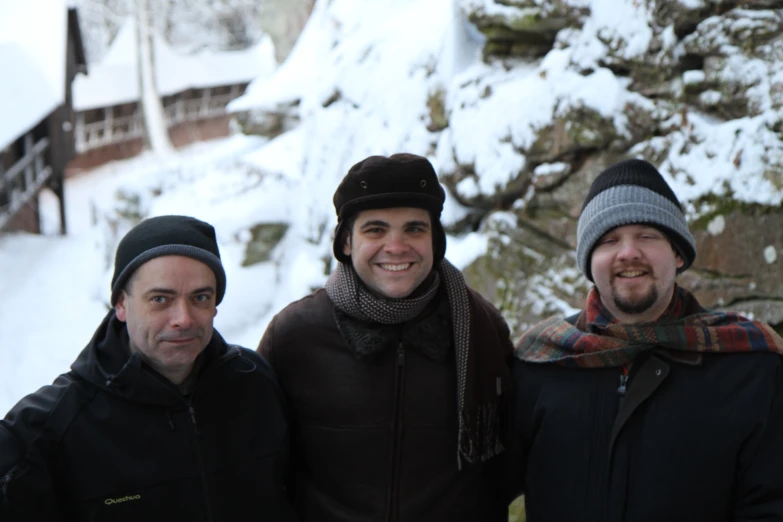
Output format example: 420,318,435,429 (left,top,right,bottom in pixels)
384,231,408,254
616,238,641,261
169,299,194,329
